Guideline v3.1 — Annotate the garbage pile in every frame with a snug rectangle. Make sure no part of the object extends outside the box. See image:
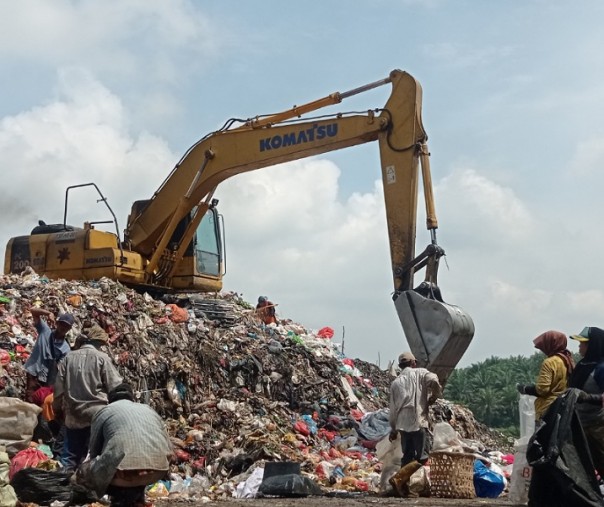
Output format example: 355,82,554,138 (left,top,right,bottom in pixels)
0,272,512,501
